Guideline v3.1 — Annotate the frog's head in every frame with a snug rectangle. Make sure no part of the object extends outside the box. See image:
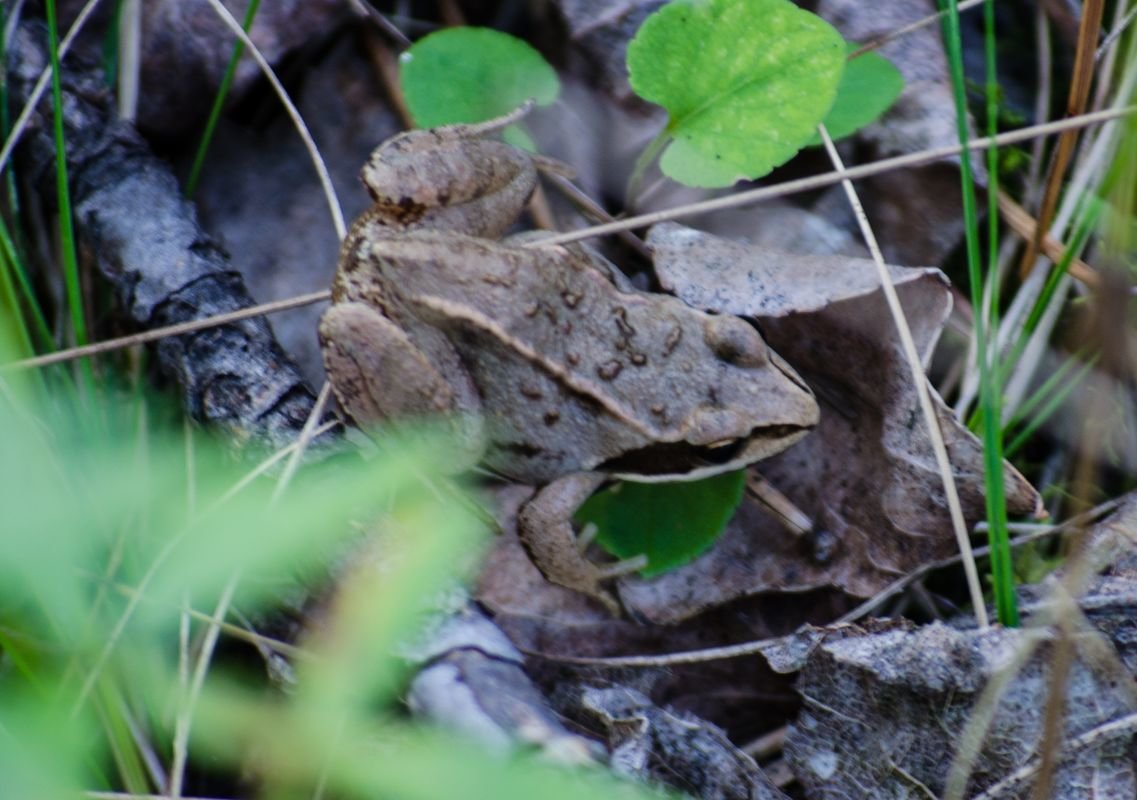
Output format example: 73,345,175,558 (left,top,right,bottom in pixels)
606,313,818,482
361,129,536,238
